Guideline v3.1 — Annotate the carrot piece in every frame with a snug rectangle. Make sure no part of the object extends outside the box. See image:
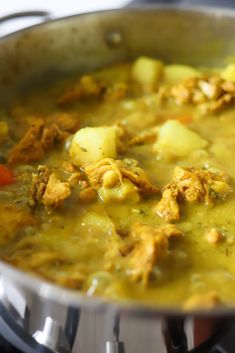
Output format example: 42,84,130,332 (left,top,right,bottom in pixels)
0,164,14,186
